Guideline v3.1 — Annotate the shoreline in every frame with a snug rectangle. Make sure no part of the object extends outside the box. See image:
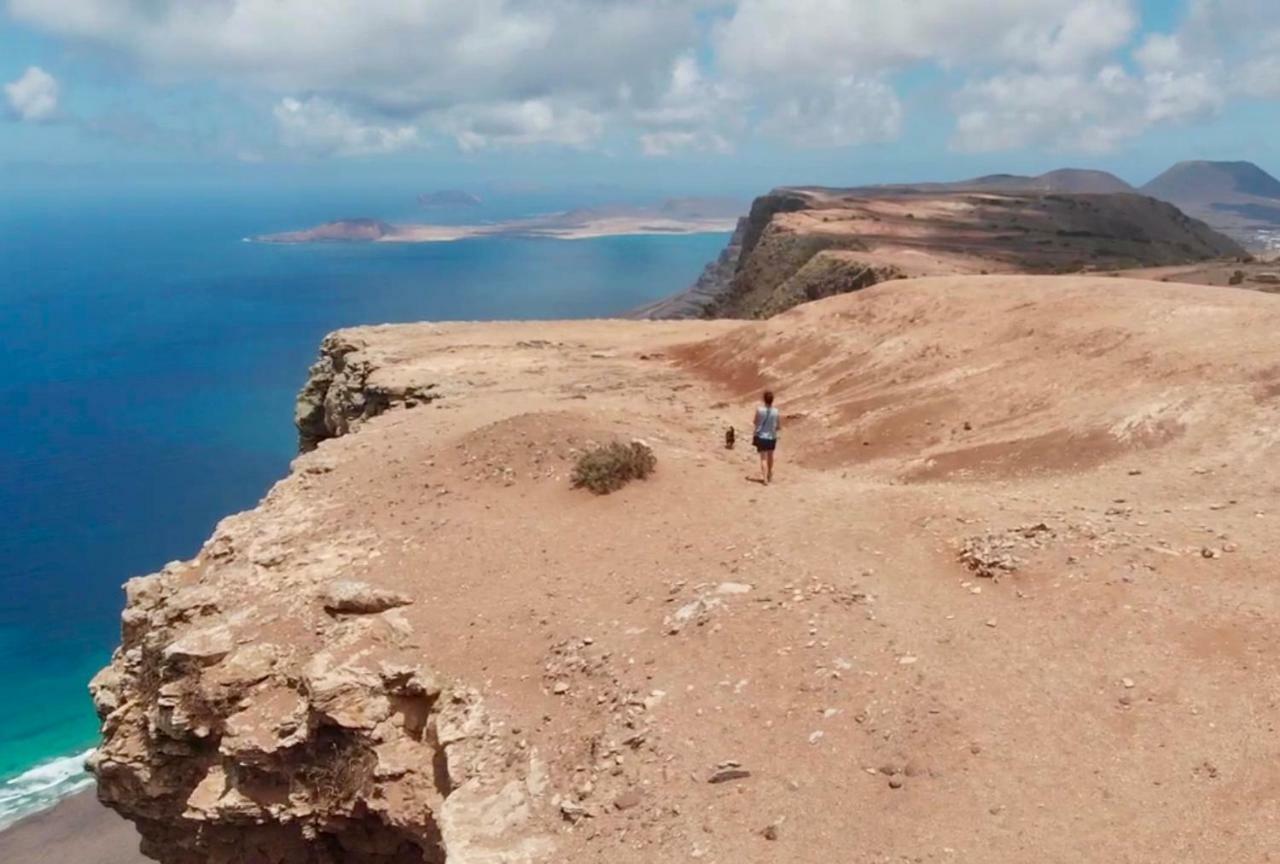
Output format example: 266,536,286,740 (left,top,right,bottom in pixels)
0,789,146,864
254,215,738,245
0,747,98,833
